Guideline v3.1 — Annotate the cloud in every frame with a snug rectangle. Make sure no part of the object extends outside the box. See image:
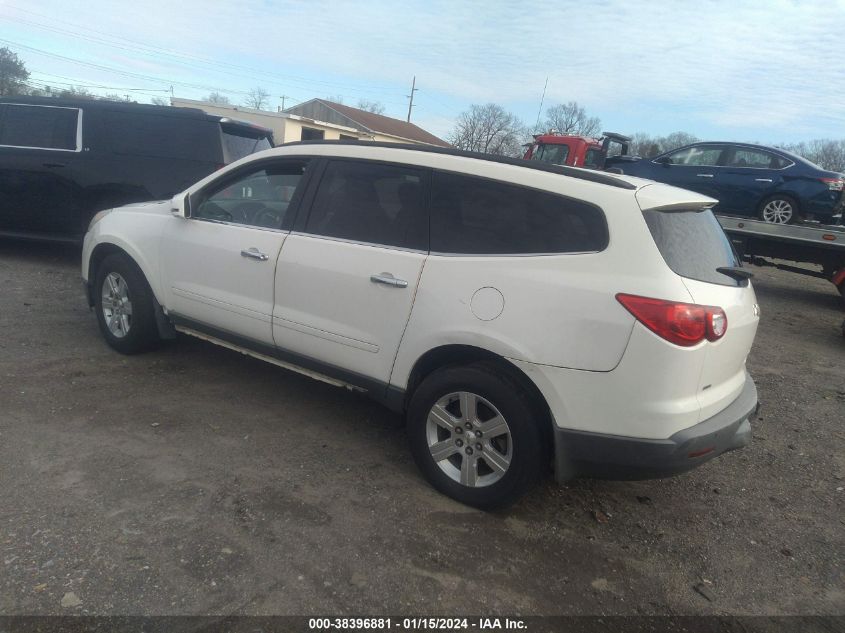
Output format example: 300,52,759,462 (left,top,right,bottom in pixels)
3,0,844,140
